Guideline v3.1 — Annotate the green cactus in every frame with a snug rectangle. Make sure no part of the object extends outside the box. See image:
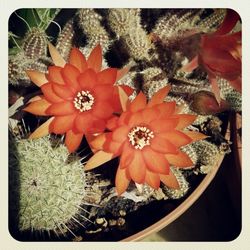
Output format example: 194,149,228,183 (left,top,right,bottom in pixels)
9,135,89,234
